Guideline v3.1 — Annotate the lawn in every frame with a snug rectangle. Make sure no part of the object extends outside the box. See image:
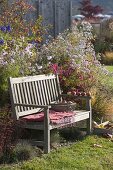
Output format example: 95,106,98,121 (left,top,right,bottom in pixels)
104,65,113,85
105,65,113,73
1,135,113,170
